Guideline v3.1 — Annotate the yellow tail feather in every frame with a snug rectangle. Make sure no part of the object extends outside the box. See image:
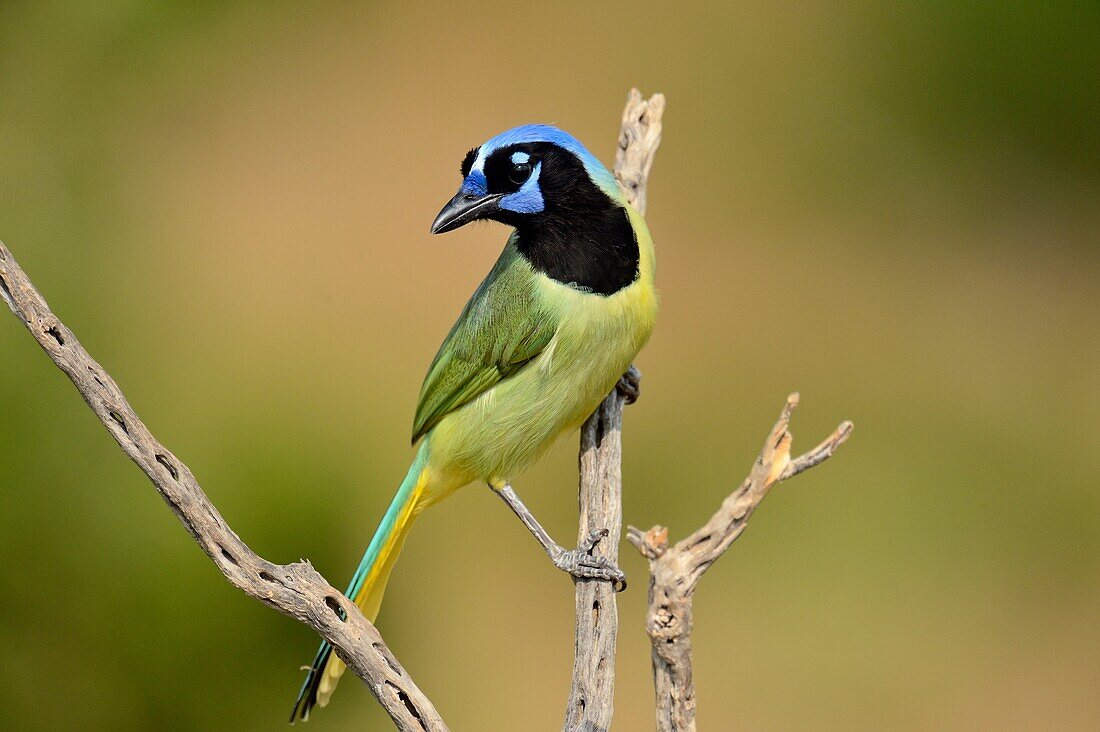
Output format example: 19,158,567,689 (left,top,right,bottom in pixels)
315,464,432,708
